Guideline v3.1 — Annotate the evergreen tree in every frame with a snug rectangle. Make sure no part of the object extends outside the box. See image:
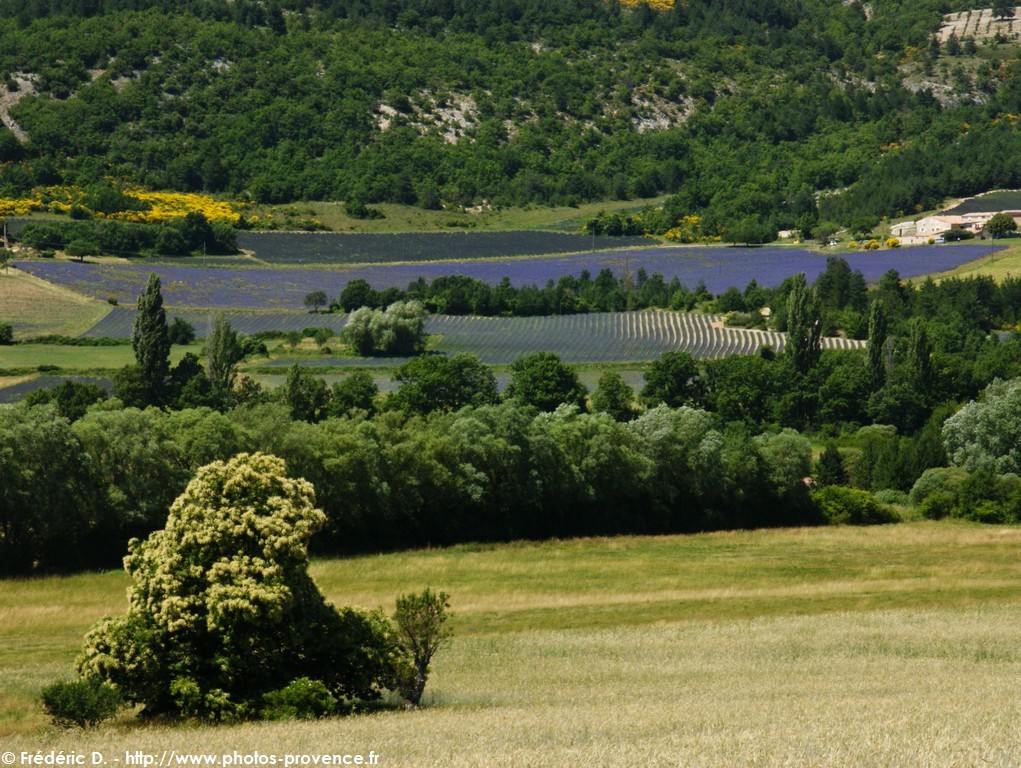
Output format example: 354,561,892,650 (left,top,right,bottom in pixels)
816,442,847,486
867,299,889,384
132,273,171,406
906,318,934,388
